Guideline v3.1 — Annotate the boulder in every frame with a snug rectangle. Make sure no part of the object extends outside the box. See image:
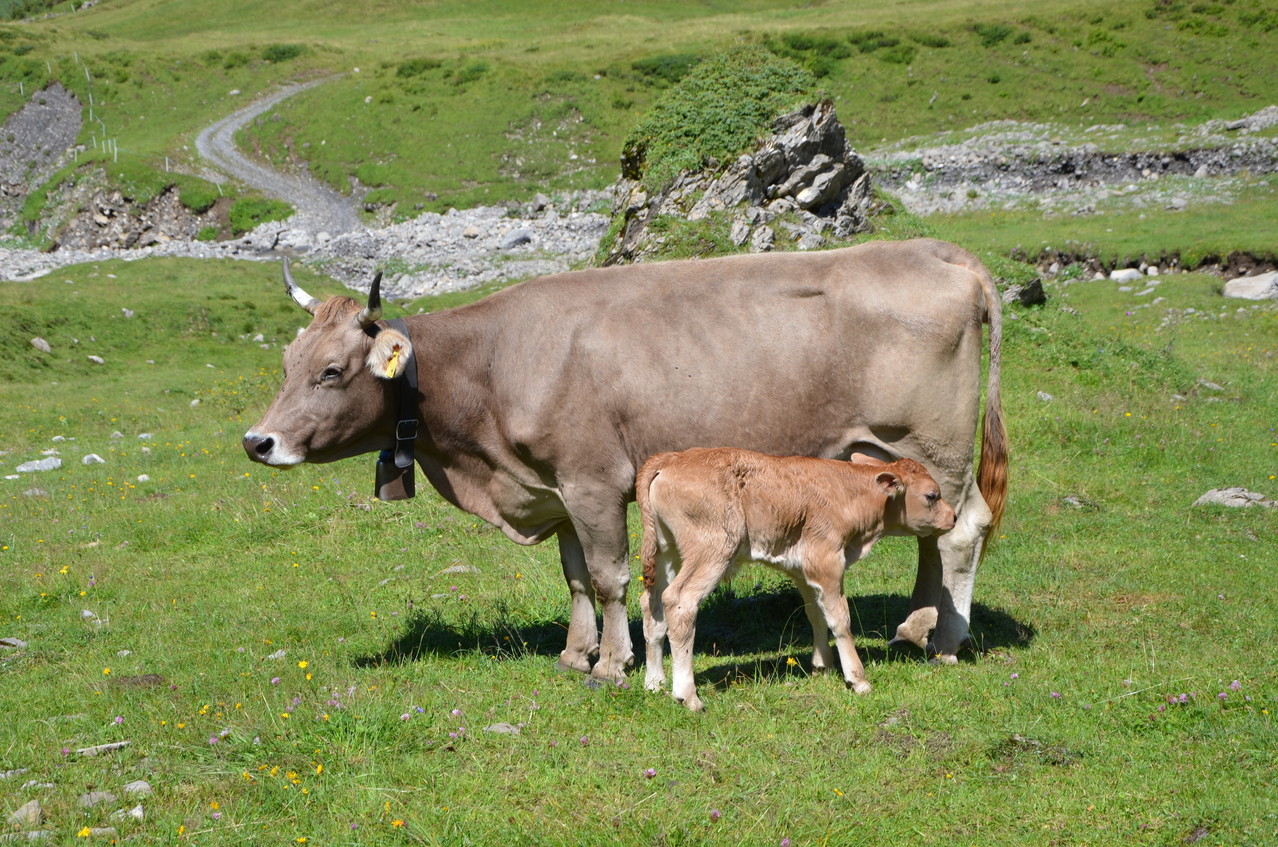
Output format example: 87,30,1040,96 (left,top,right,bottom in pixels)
602,101,875,264
1222,271,1278,300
